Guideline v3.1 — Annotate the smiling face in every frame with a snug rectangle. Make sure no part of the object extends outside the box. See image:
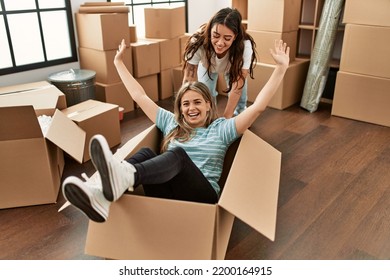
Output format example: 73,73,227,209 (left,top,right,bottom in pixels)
180,90,211,128
211,23,236,58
